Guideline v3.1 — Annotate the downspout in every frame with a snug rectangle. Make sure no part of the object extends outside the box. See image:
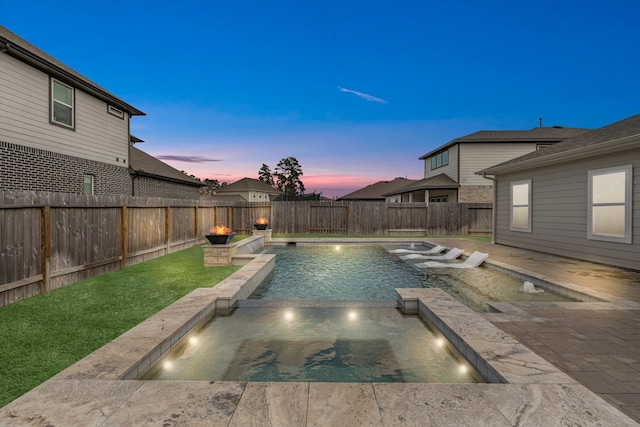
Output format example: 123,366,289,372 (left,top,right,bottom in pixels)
482,173,497,244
